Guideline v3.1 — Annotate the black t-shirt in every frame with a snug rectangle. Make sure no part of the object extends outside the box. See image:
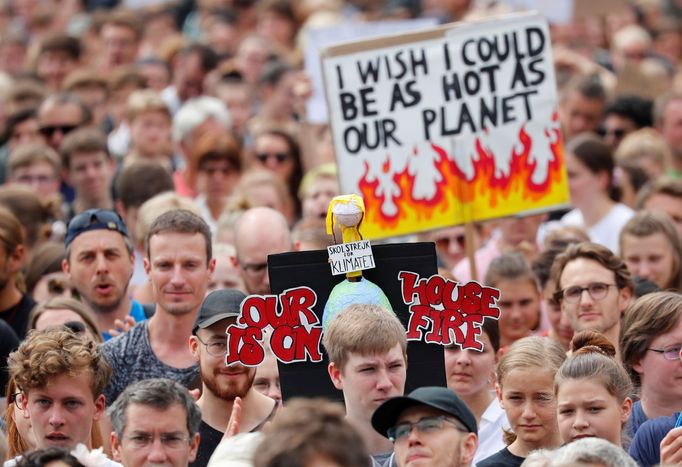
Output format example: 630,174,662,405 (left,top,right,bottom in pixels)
0,294,36,340
0,319,19,395
477,447,525,467
190,420,223,467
